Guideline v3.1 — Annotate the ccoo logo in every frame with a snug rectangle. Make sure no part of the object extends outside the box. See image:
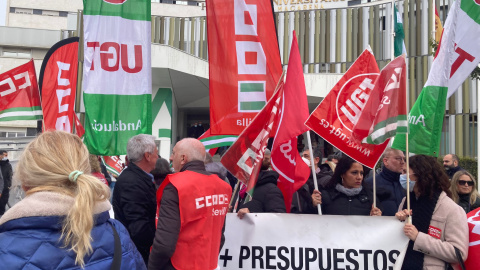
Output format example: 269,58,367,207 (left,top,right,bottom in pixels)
103,0,128,4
